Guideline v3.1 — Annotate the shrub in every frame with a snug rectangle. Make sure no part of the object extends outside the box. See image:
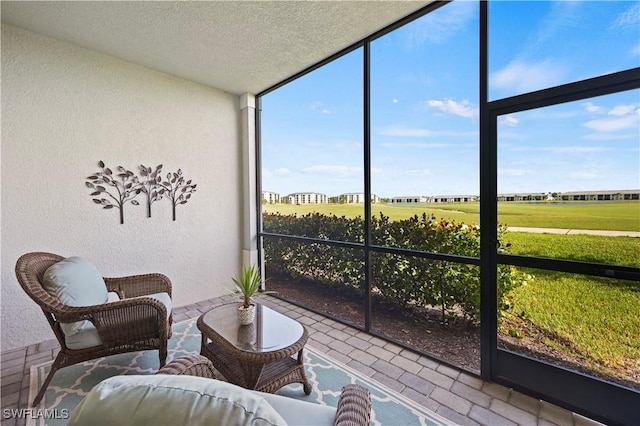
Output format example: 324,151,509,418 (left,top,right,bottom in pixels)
263,212,527,323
